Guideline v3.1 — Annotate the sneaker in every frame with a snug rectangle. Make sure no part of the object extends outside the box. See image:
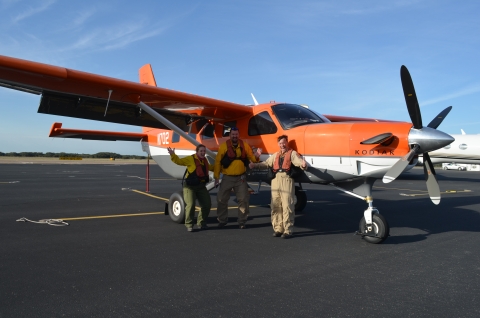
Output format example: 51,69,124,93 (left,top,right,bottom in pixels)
272,232,282,237
239,224,246,229
199,224,209,230
281,233,293,239
187,227,193,232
